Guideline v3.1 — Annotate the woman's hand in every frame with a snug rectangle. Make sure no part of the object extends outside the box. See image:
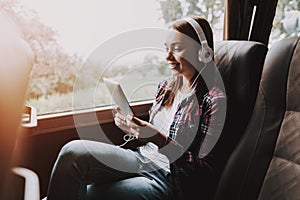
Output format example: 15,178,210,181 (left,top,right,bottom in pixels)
113,107,167,147
113,108,140,137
